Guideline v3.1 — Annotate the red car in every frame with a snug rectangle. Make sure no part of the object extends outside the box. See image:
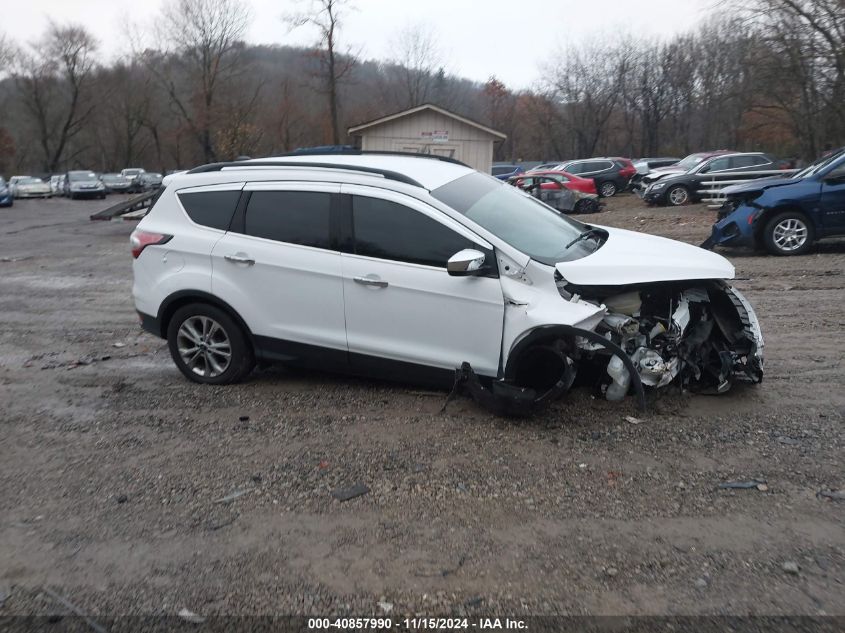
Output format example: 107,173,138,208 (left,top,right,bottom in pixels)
515,170,597,195
605,157,637,181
